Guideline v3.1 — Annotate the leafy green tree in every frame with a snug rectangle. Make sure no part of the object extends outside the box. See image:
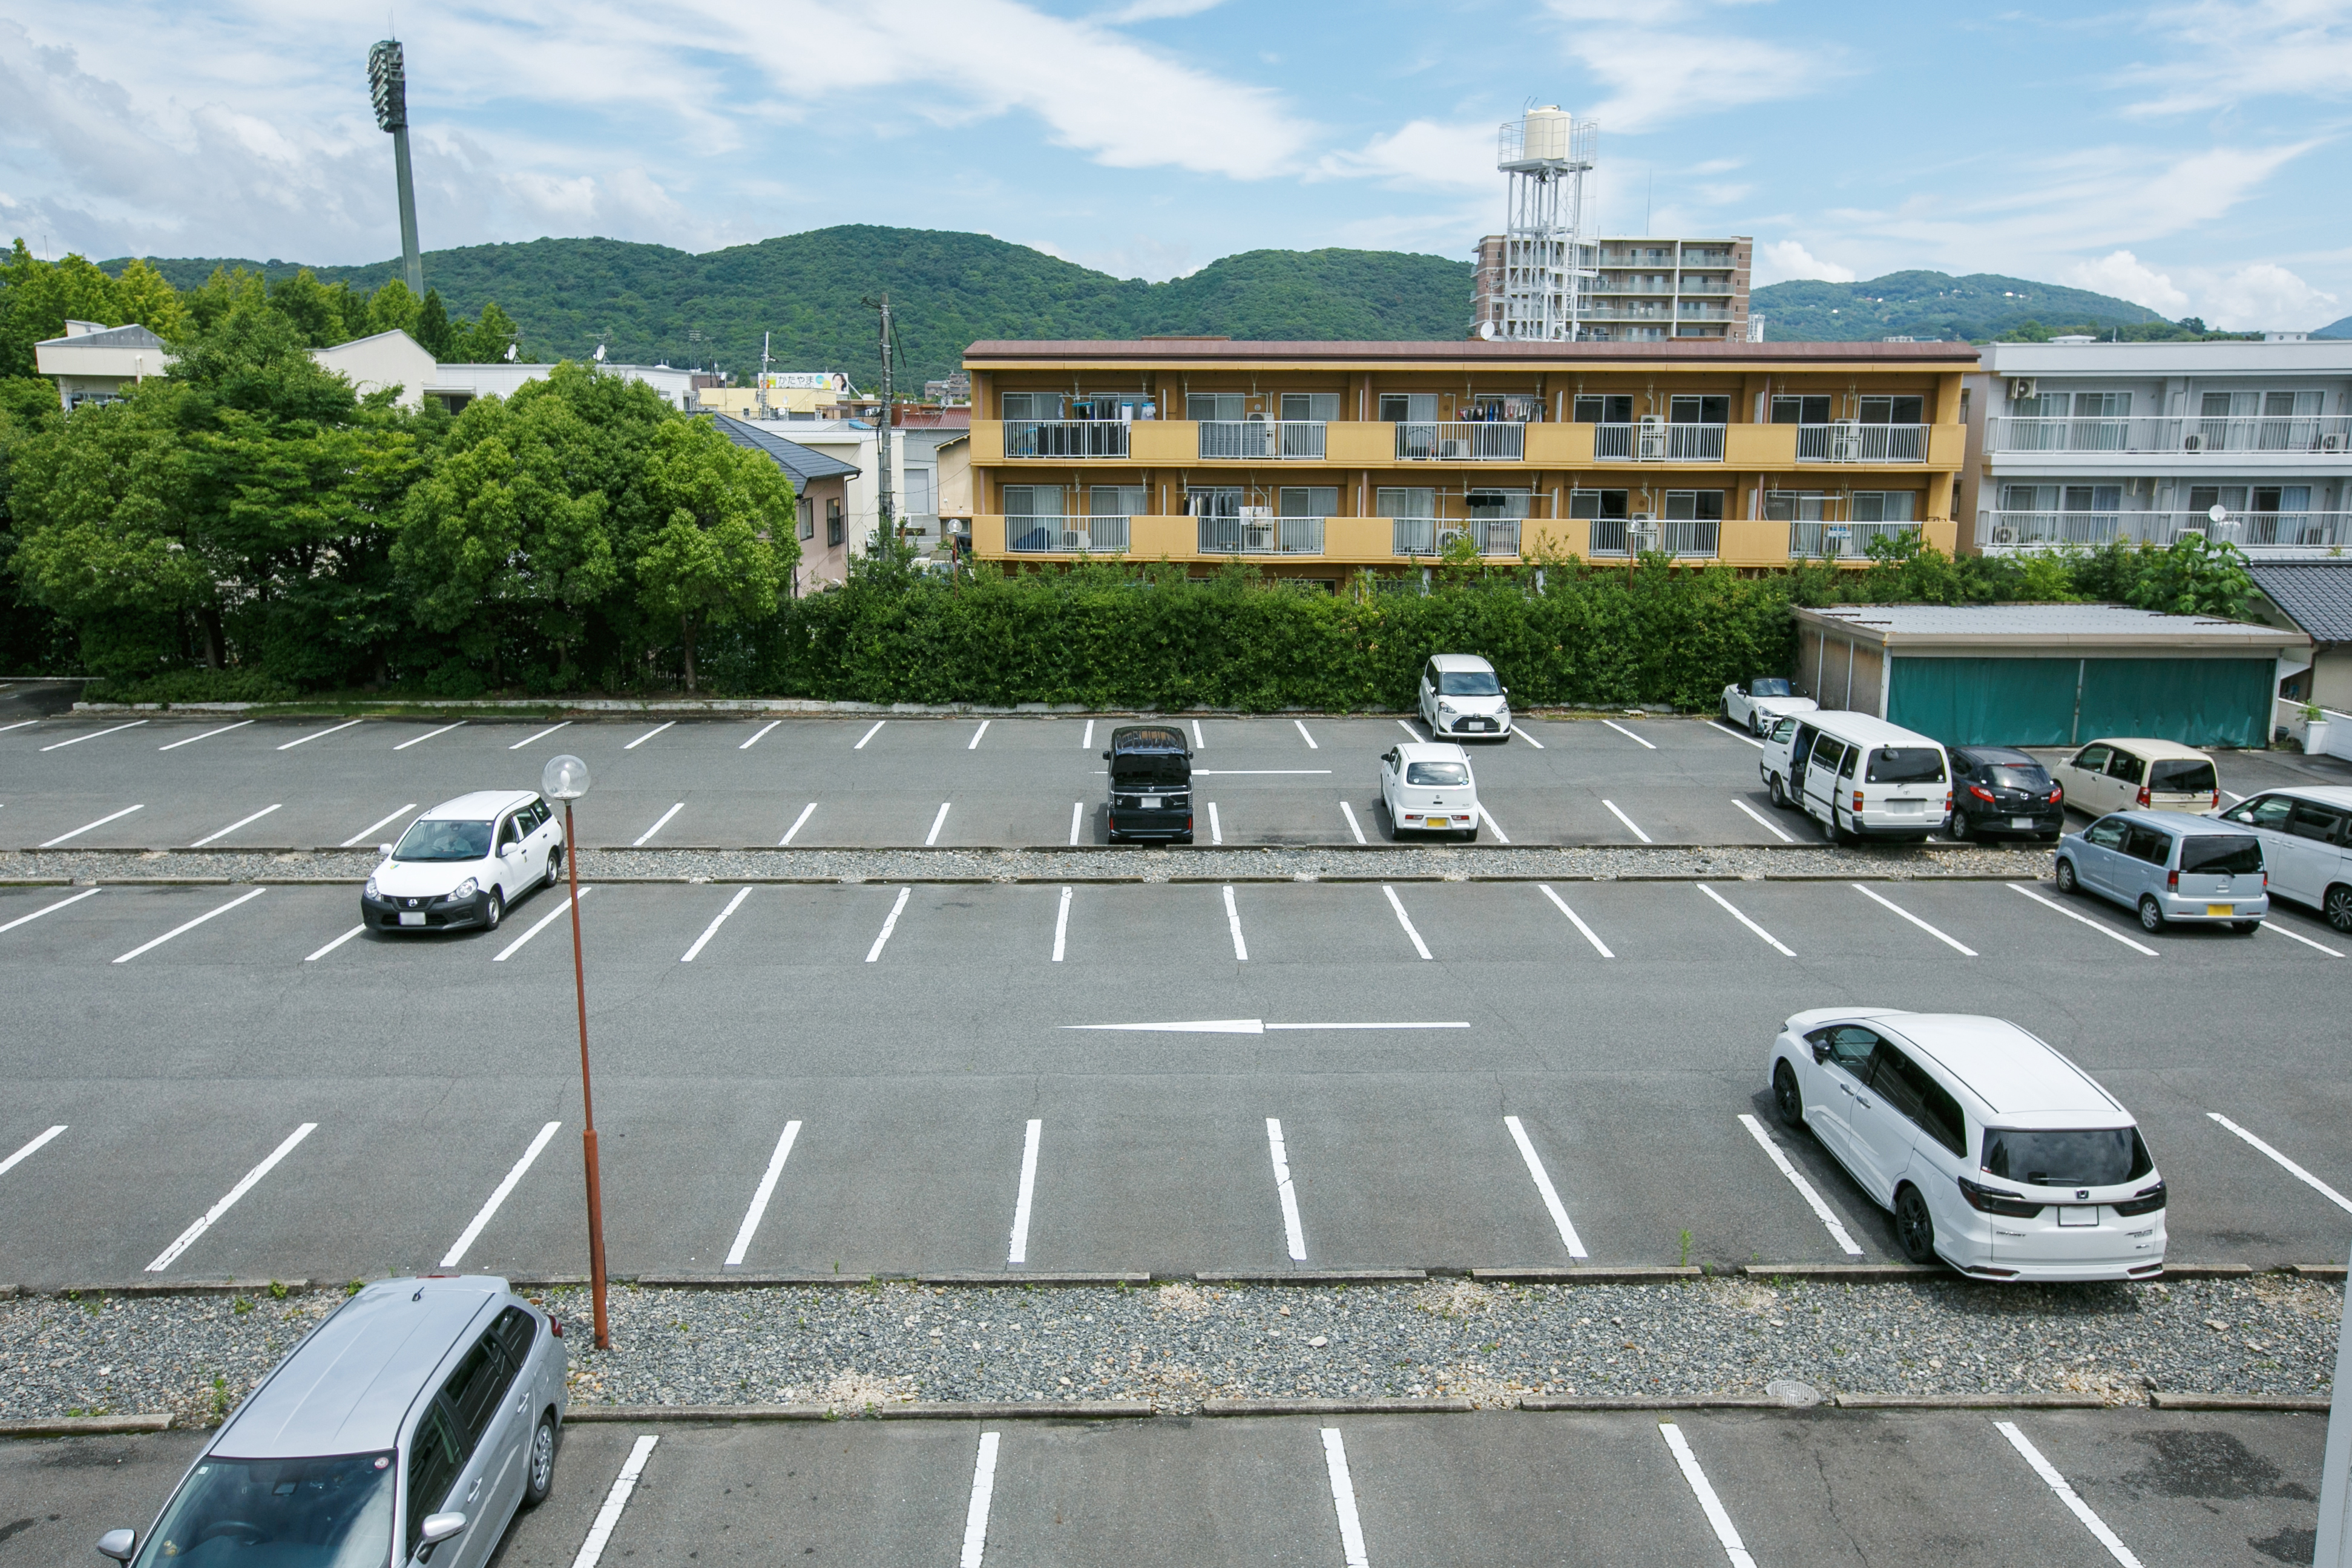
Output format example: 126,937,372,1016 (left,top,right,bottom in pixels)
466,301,520,362
363,279,422,338
415,290,456,358
111,259,190,340
266,269,363,347
630,418,796,691
0,242,182,376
